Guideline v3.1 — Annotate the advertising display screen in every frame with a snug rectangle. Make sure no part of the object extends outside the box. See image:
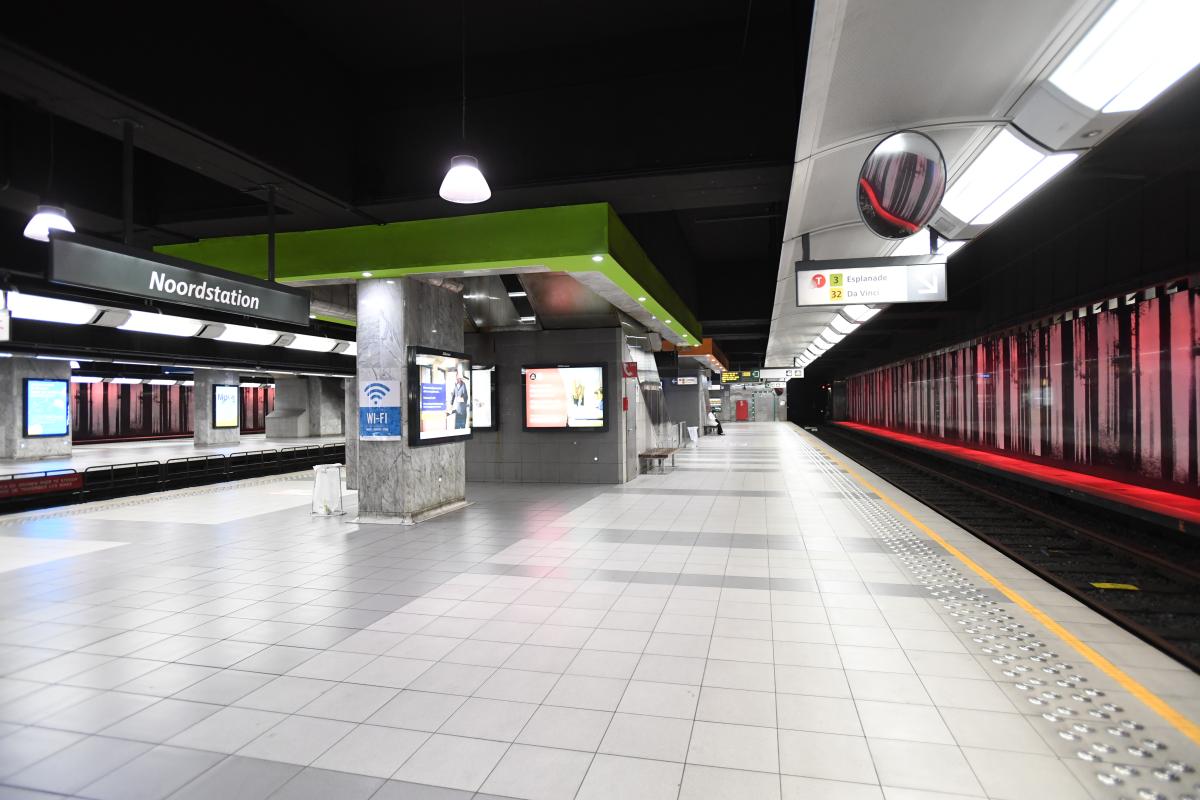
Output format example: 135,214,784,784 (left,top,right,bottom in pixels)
409,347,472,445
523,364,607,431
212,384,240,429
24,379,69,437
471,366,496,430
